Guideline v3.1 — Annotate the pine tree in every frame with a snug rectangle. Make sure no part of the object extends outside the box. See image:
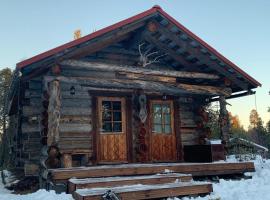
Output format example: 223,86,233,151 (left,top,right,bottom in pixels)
0,68,13,167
